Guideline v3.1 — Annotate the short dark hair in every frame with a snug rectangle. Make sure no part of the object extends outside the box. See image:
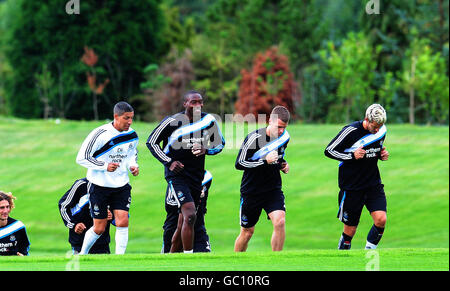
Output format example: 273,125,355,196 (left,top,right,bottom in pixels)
183,90,203,102
270,105,290,123
114,101,134,116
